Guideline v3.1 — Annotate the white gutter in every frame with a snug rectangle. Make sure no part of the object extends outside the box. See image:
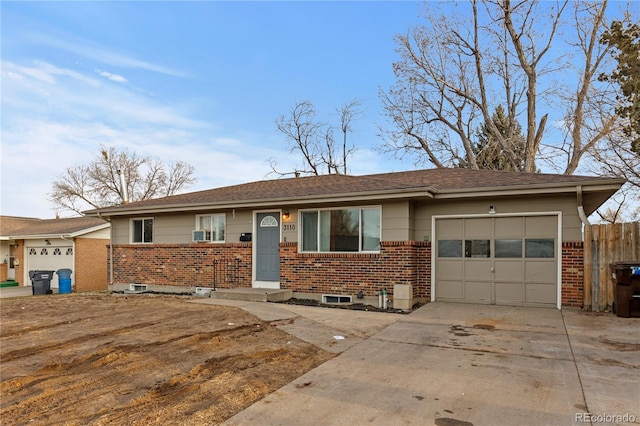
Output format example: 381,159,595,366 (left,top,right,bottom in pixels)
576,185,591,226
97,212,114,287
